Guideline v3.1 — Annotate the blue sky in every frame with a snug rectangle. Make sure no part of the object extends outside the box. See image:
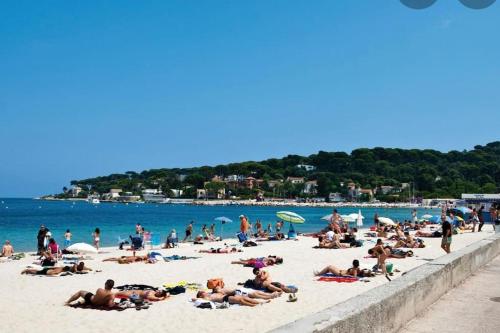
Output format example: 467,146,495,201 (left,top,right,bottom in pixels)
1,1,499,197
